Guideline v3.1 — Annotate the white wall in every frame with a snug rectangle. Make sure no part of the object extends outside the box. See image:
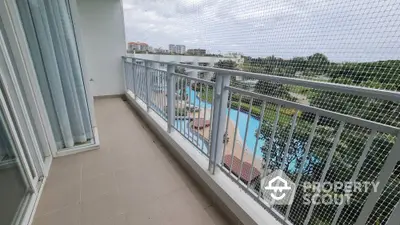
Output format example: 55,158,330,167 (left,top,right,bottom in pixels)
75,0,126,96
